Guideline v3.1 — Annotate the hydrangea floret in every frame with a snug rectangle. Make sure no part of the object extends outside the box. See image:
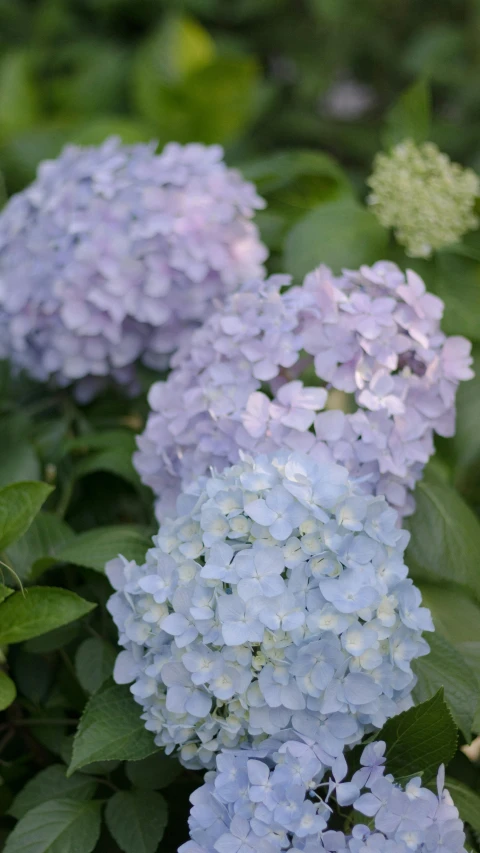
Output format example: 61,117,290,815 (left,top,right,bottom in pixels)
367,140,480,257
134,261,473,520
0,136,266,399
180,738,467,853
107,449,432,769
